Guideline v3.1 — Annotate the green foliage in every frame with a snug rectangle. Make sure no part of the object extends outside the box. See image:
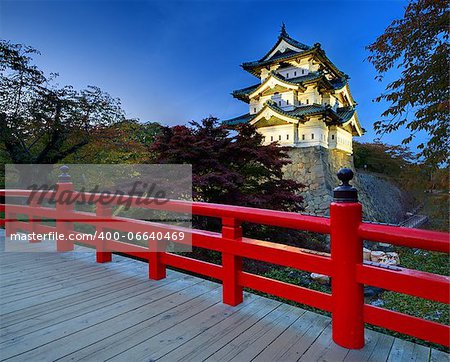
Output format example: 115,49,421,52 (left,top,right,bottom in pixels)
367,0,449,166
0,40,125,165
353,141,414,176
64,120,163,164
354,141,449,192
421,193,449,232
